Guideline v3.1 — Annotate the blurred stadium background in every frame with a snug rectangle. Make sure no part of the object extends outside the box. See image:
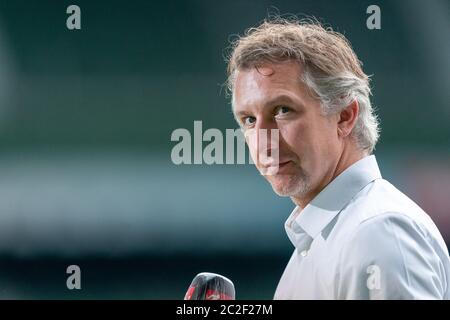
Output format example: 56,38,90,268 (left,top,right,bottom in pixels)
0,0,449,299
